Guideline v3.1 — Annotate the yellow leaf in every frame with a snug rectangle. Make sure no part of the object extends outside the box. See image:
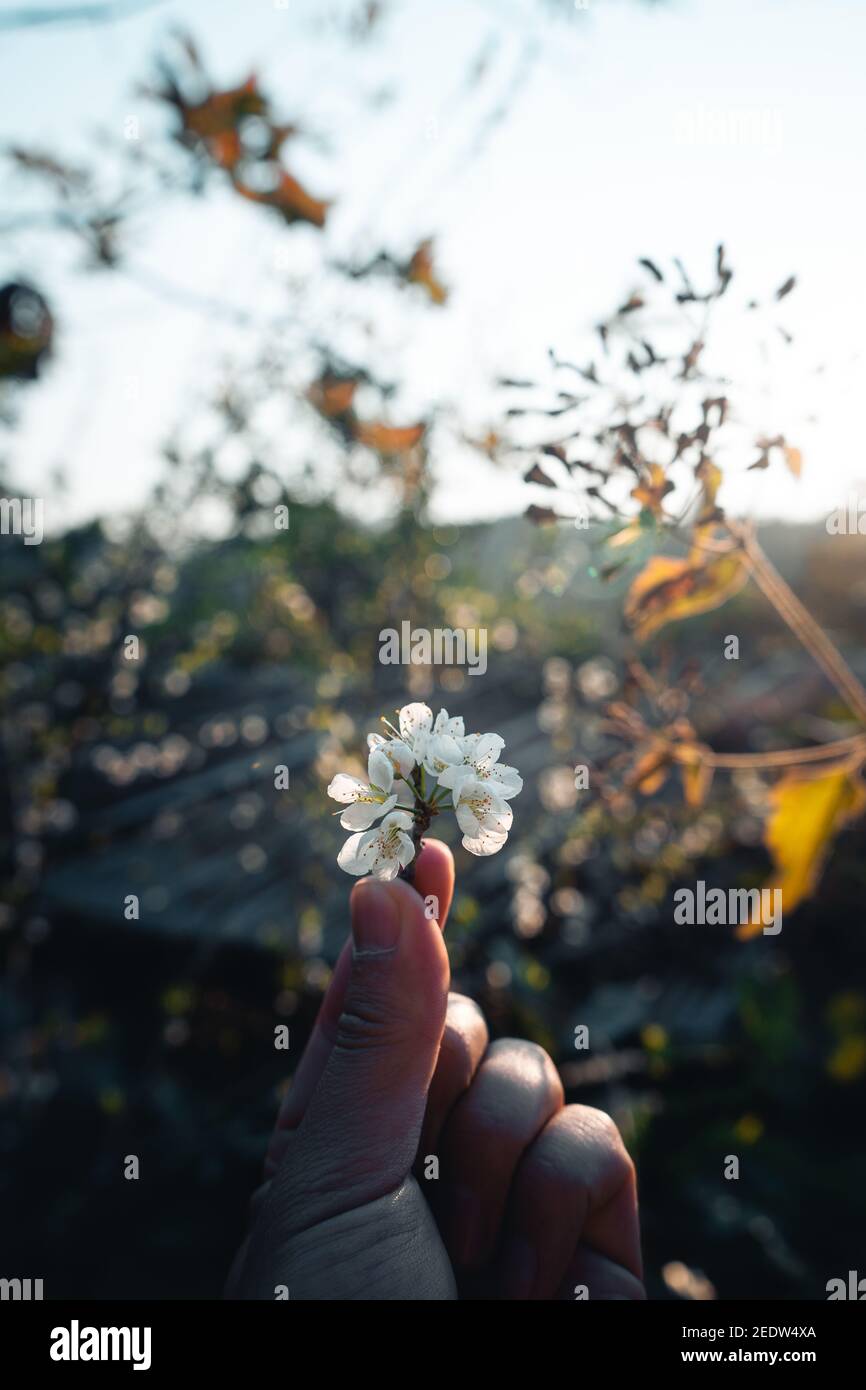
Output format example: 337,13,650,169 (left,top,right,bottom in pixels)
630,463,673,518
695,459,724,521
696,458,722,504
827,1034,866,1083
625,550,747,642
733,1113,763,1144
641,1023,668,1052
679,747,714,808
737,764,866,938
